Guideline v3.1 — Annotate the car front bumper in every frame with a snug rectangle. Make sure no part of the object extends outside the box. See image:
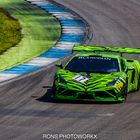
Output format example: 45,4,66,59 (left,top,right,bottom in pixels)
53,86,125,102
